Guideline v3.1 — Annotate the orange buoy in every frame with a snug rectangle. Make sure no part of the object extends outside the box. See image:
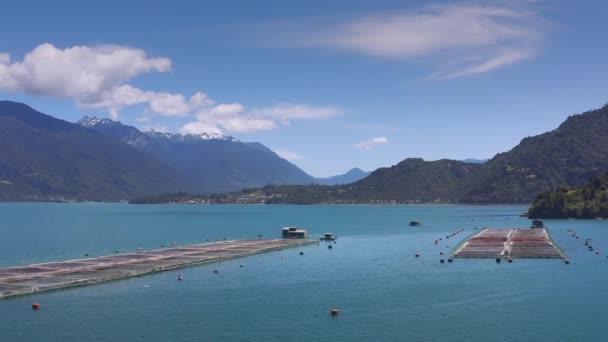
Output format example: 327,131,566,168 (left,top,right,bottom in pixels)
32,303,41,310
330,309,339,316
